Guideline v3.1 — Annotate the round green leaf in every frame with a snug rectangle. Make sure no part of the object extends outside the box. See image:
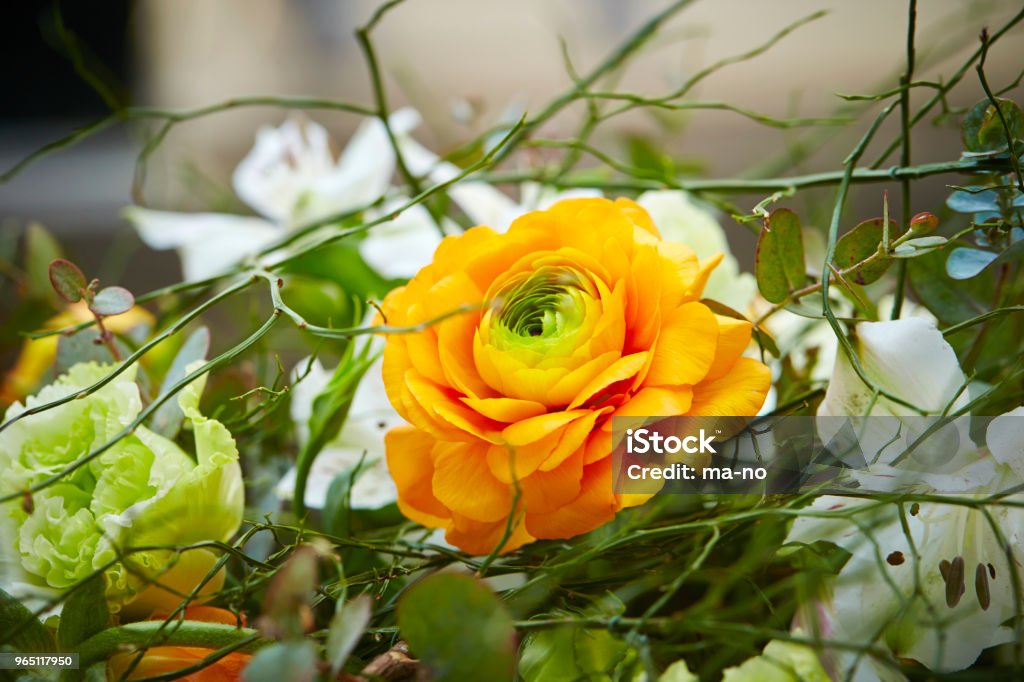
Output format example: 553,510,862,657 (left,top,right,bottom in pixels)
48,258,87,303
89,286,135,316
398,573,516,682
963,97,1024,152
946,247,998,280
243,641,318,682
833,218,898,285
755,209,806,303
